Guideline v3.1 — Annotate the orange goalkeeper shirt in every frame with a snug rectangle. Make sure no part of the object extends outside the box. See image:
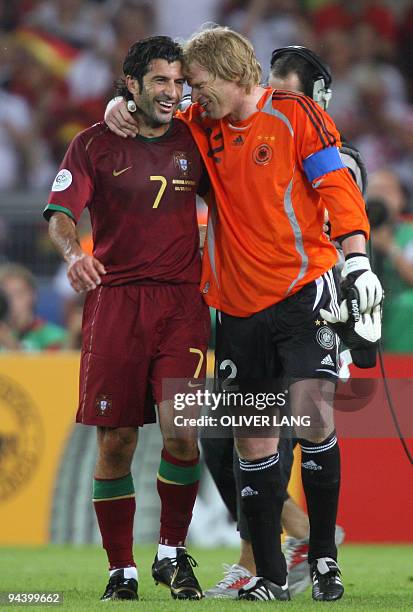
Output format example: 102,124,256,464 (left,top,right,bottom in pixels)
179,88,369,317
